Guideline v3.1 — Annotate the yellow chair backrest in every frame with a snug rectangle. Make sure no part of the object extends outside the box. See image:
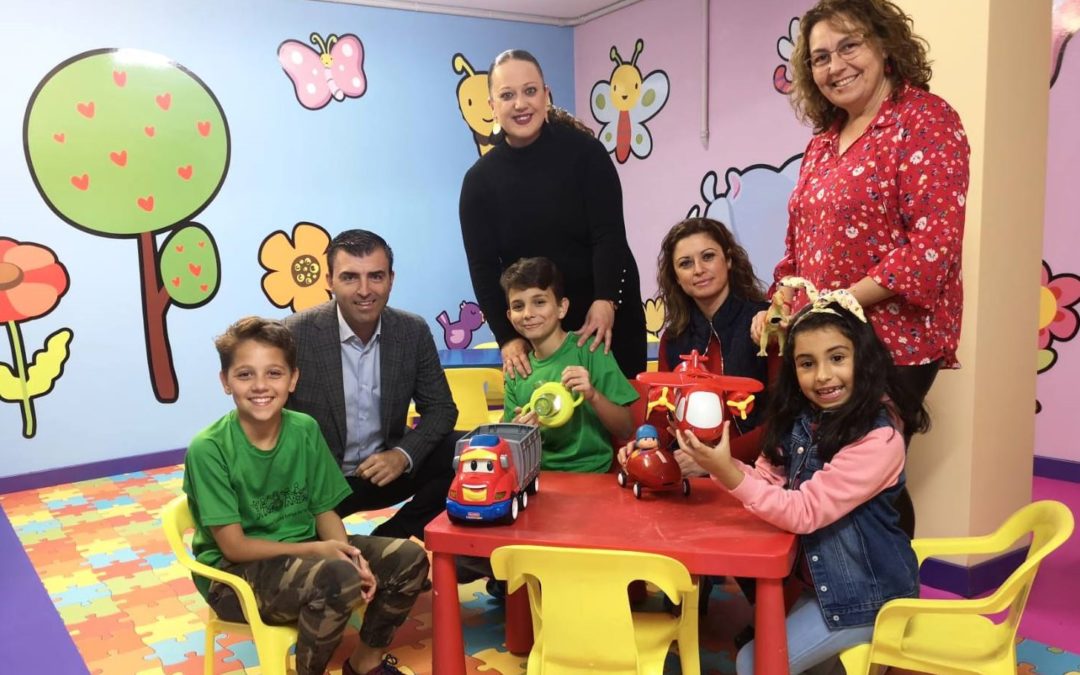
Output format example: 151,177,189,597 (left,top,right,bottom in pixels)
446,367,504,431
471,340,498,349
840,499,1075,675
490,545,700,675
162,495,301,675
